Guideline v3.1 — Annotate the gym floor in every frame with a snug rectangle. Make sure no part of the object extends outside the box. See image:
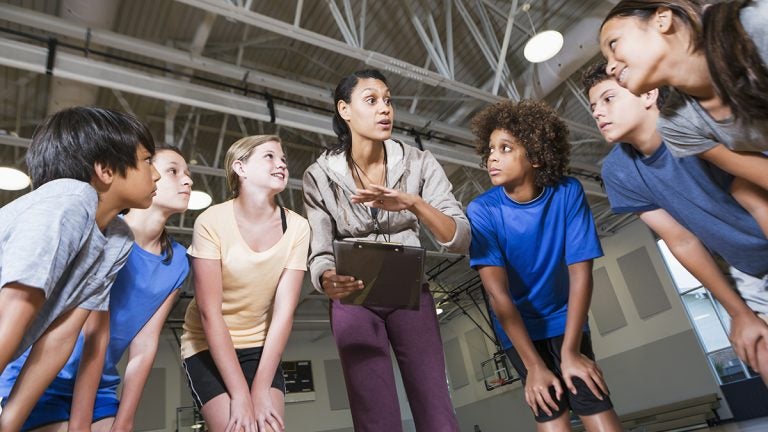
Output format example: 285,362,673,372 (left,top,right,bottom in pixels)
706,417,768,431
